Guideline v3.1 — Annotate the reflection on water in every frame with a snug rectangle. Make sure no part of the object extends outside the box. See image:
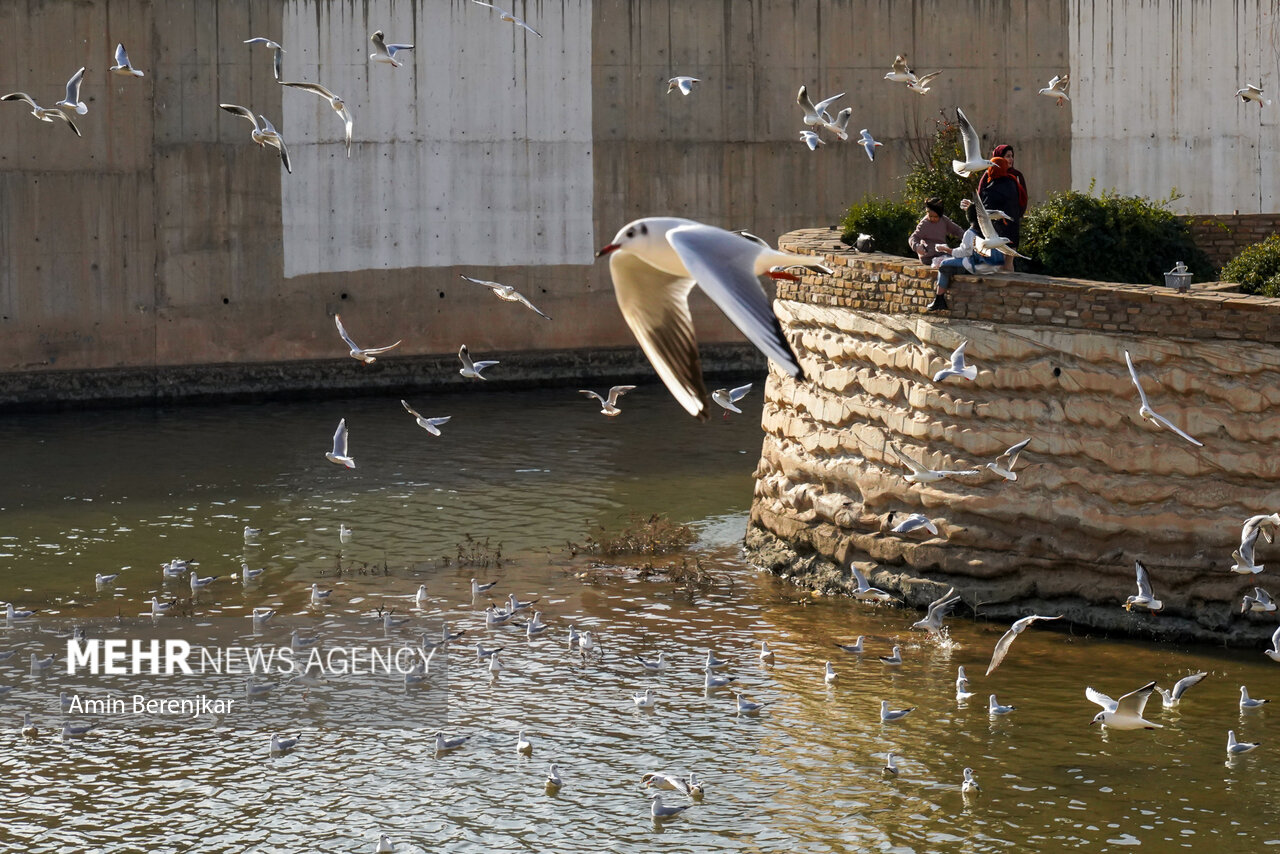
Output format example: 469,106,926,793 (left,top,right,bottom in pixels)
1,386,1278,852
